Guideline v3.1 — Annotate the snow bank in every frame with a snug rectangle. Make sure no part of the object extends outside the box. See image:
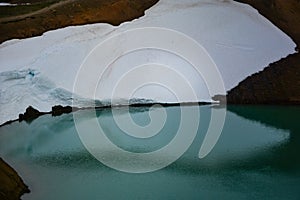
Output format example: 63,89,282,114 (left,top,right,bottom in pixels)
0,0,296,125
0,2,30,6
0,3,16,6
